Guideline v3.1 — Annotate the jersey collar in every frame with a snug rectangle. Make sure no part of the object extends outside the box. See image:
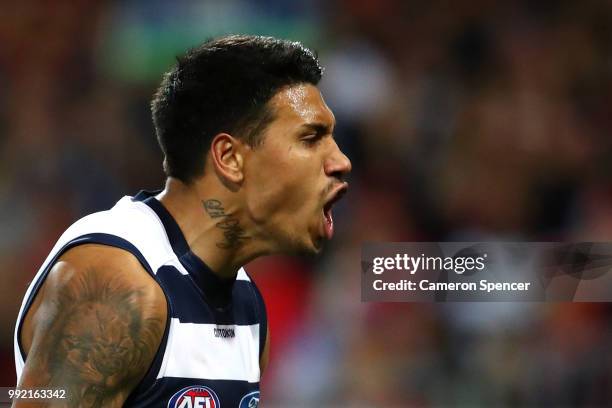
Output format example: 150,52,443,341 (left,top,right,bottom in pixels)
133,190,235,309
